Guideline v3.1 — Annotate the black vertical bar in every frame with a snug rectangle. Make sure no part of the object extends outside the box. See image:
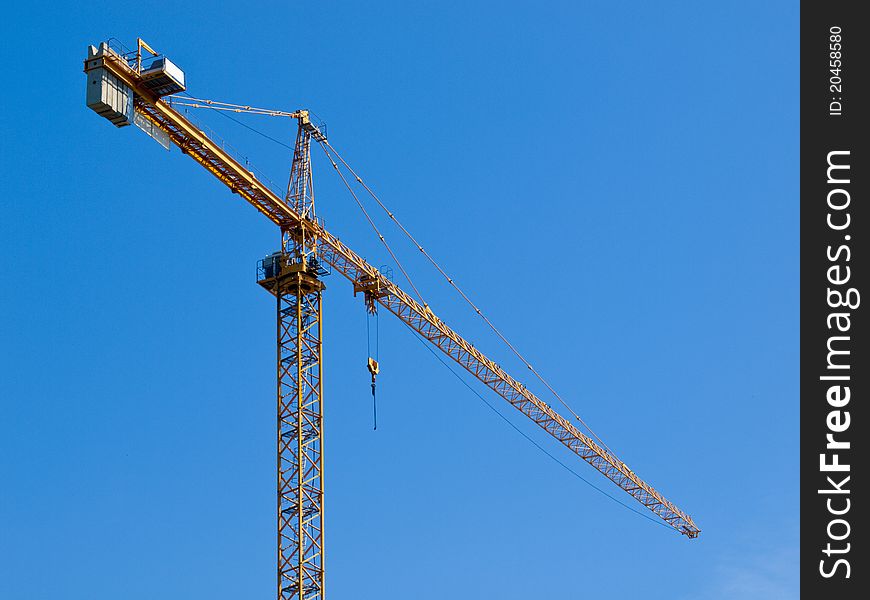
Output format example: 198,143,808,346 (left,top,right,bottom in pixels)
801,2,866,596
